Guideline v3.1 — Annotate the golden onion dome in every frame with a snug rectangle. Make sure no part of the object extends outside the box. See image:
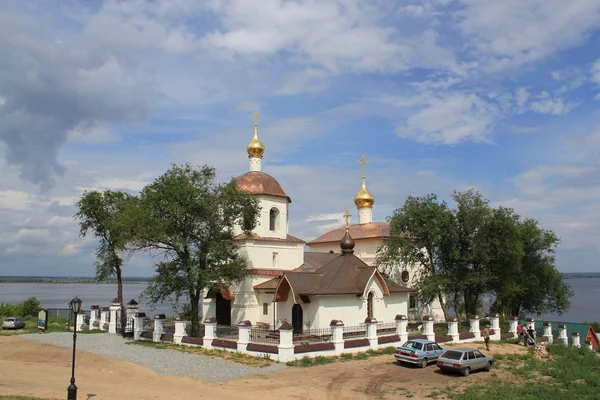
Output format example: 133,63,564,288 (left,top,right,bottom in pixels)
247,121,265,158
354,177,375,208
